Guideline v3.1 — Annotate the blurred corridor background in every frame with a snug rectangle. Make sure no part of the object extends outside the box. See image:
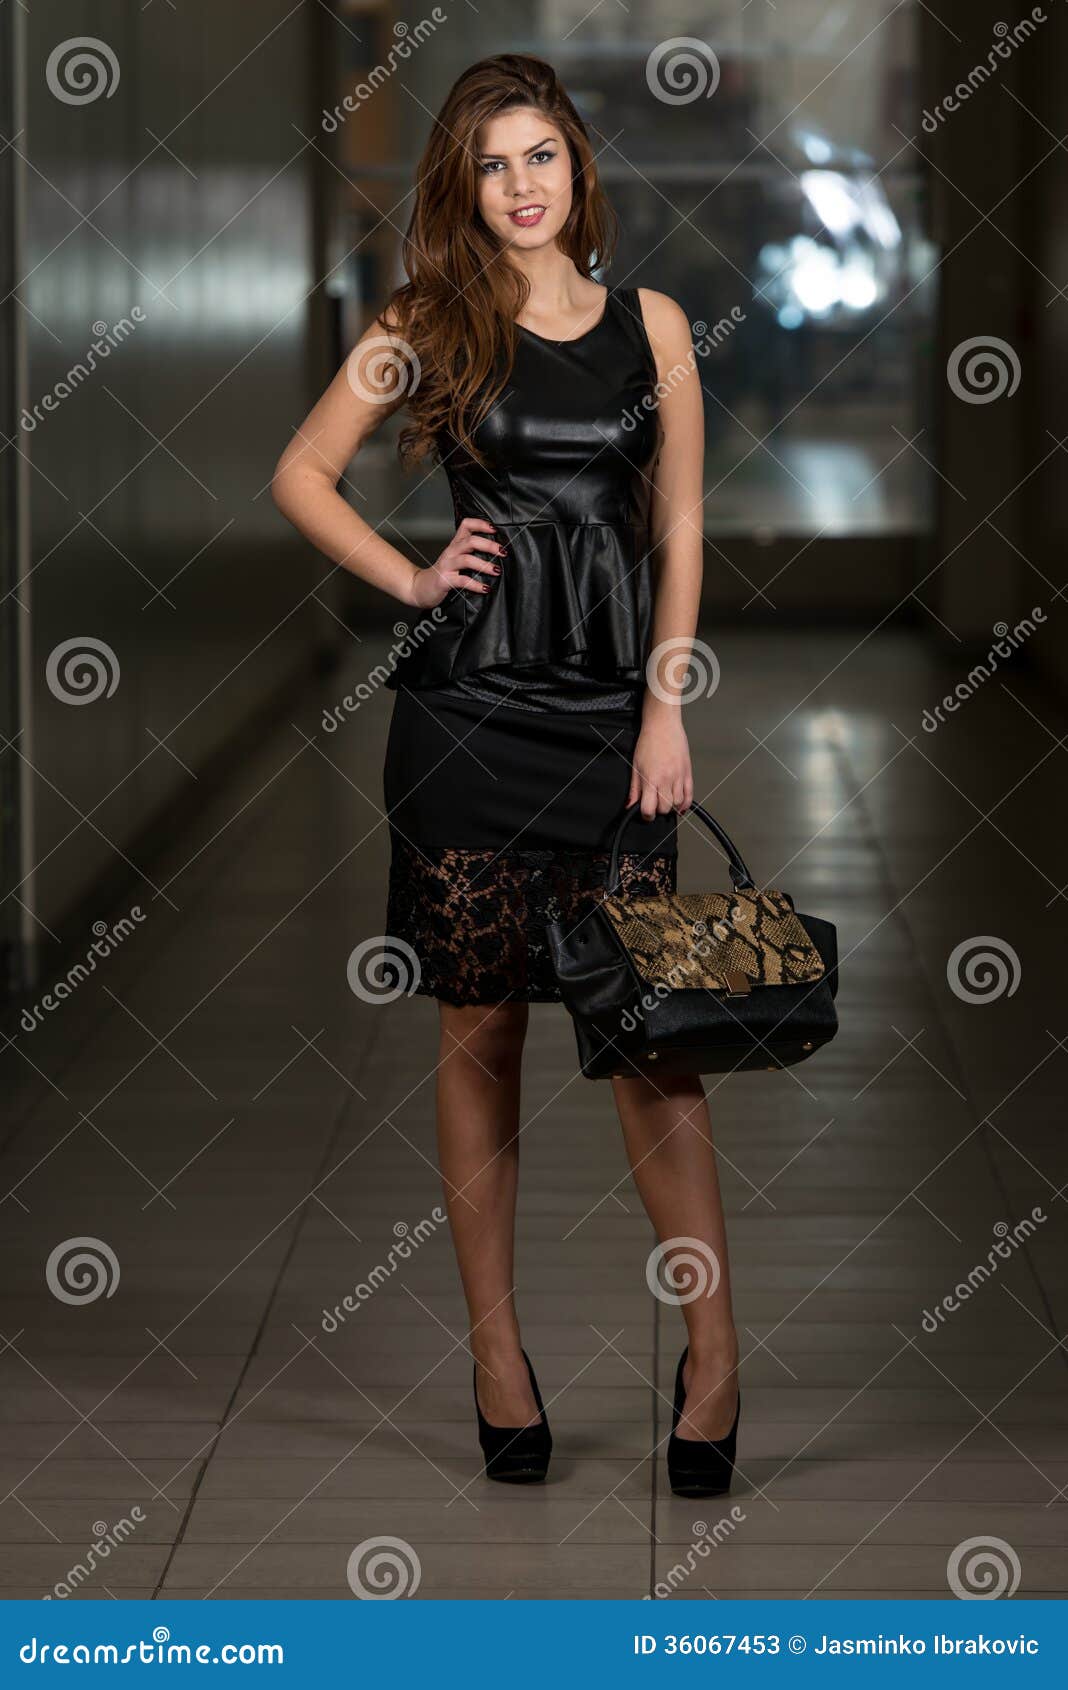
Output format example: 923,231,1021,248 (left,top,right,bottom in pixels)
1,0,1066,1601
